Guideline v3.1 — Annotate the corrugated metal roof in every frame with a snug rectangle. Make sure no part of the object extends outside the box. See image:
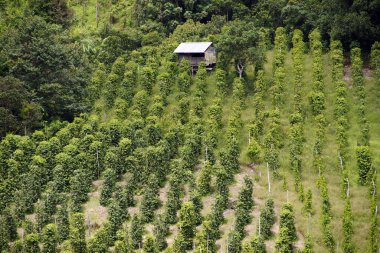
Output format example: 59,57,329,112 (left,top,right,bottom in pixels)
174,42,213,53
